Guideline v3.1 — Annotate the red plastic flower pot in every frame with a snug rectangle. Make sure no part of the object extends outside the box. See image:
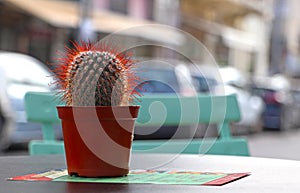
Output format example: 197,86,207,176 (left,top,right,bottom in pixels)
57,106,140,177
